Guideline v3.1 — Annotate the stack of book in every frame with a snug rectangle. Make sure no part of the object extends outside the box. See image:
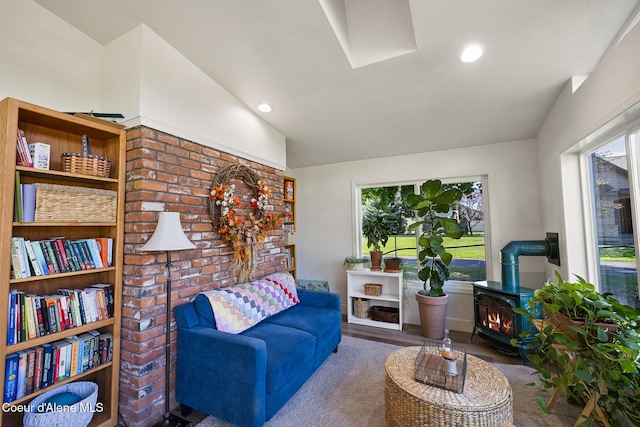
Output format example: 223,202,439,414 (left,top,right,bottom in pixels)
15,129,33,168
6,285,115,345
3,330,113,403
10,237,113,279
15,128,50,170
